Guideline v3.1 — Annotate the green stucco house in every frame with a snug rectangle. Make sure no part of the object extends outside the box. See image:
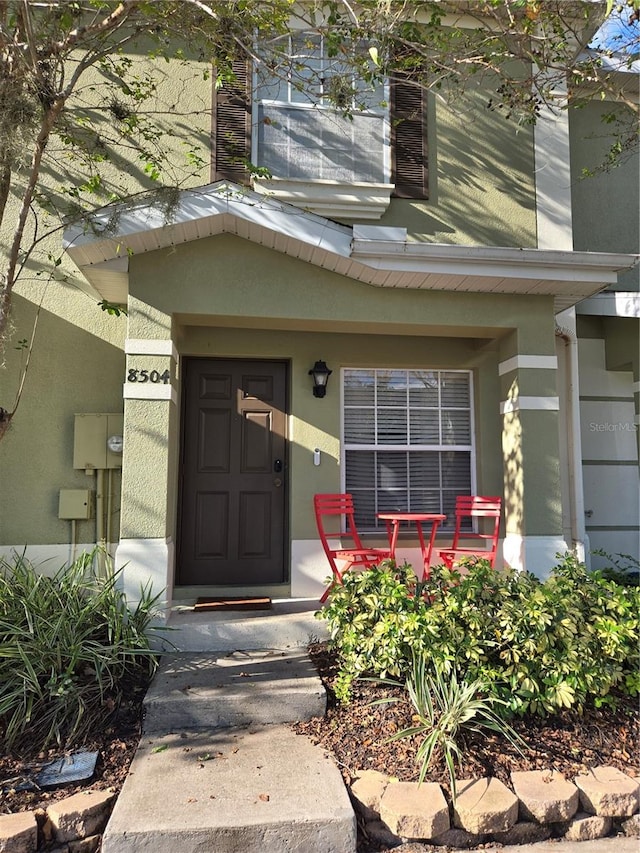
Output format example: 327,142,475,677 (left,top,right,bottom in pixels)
1,33,638,614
